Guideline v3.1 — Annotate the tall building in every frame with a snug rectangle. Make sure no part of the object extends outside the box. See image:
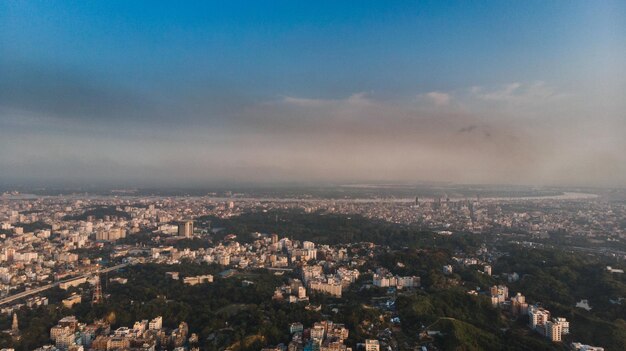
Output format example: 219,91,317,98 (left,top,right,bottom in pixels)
178,220,194,238
528,305,550,330
510,293,528,315
545,320,562,342
490,285,509,306
554,317,569,335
